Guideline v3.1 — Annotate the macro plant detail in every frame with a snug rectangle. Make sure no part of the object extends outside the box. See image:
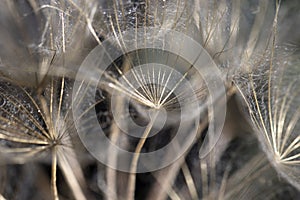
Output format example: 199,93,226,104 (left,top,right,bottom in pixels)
0,75,88,200
72,27,226,173
234,48,300,190
0,0,299,200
